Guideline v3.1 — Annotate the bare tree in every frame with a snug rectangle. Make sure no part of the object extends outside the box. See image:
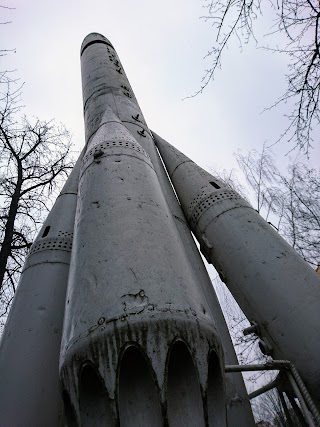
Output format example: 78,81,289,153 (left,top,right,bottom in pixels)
0,77,74,326
211,147,319,400
253,388,286,426
211,272,271,394
236,147,320,266
1,4,16,57
277,163,320,267
252,387,305,426
199,0,320,152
